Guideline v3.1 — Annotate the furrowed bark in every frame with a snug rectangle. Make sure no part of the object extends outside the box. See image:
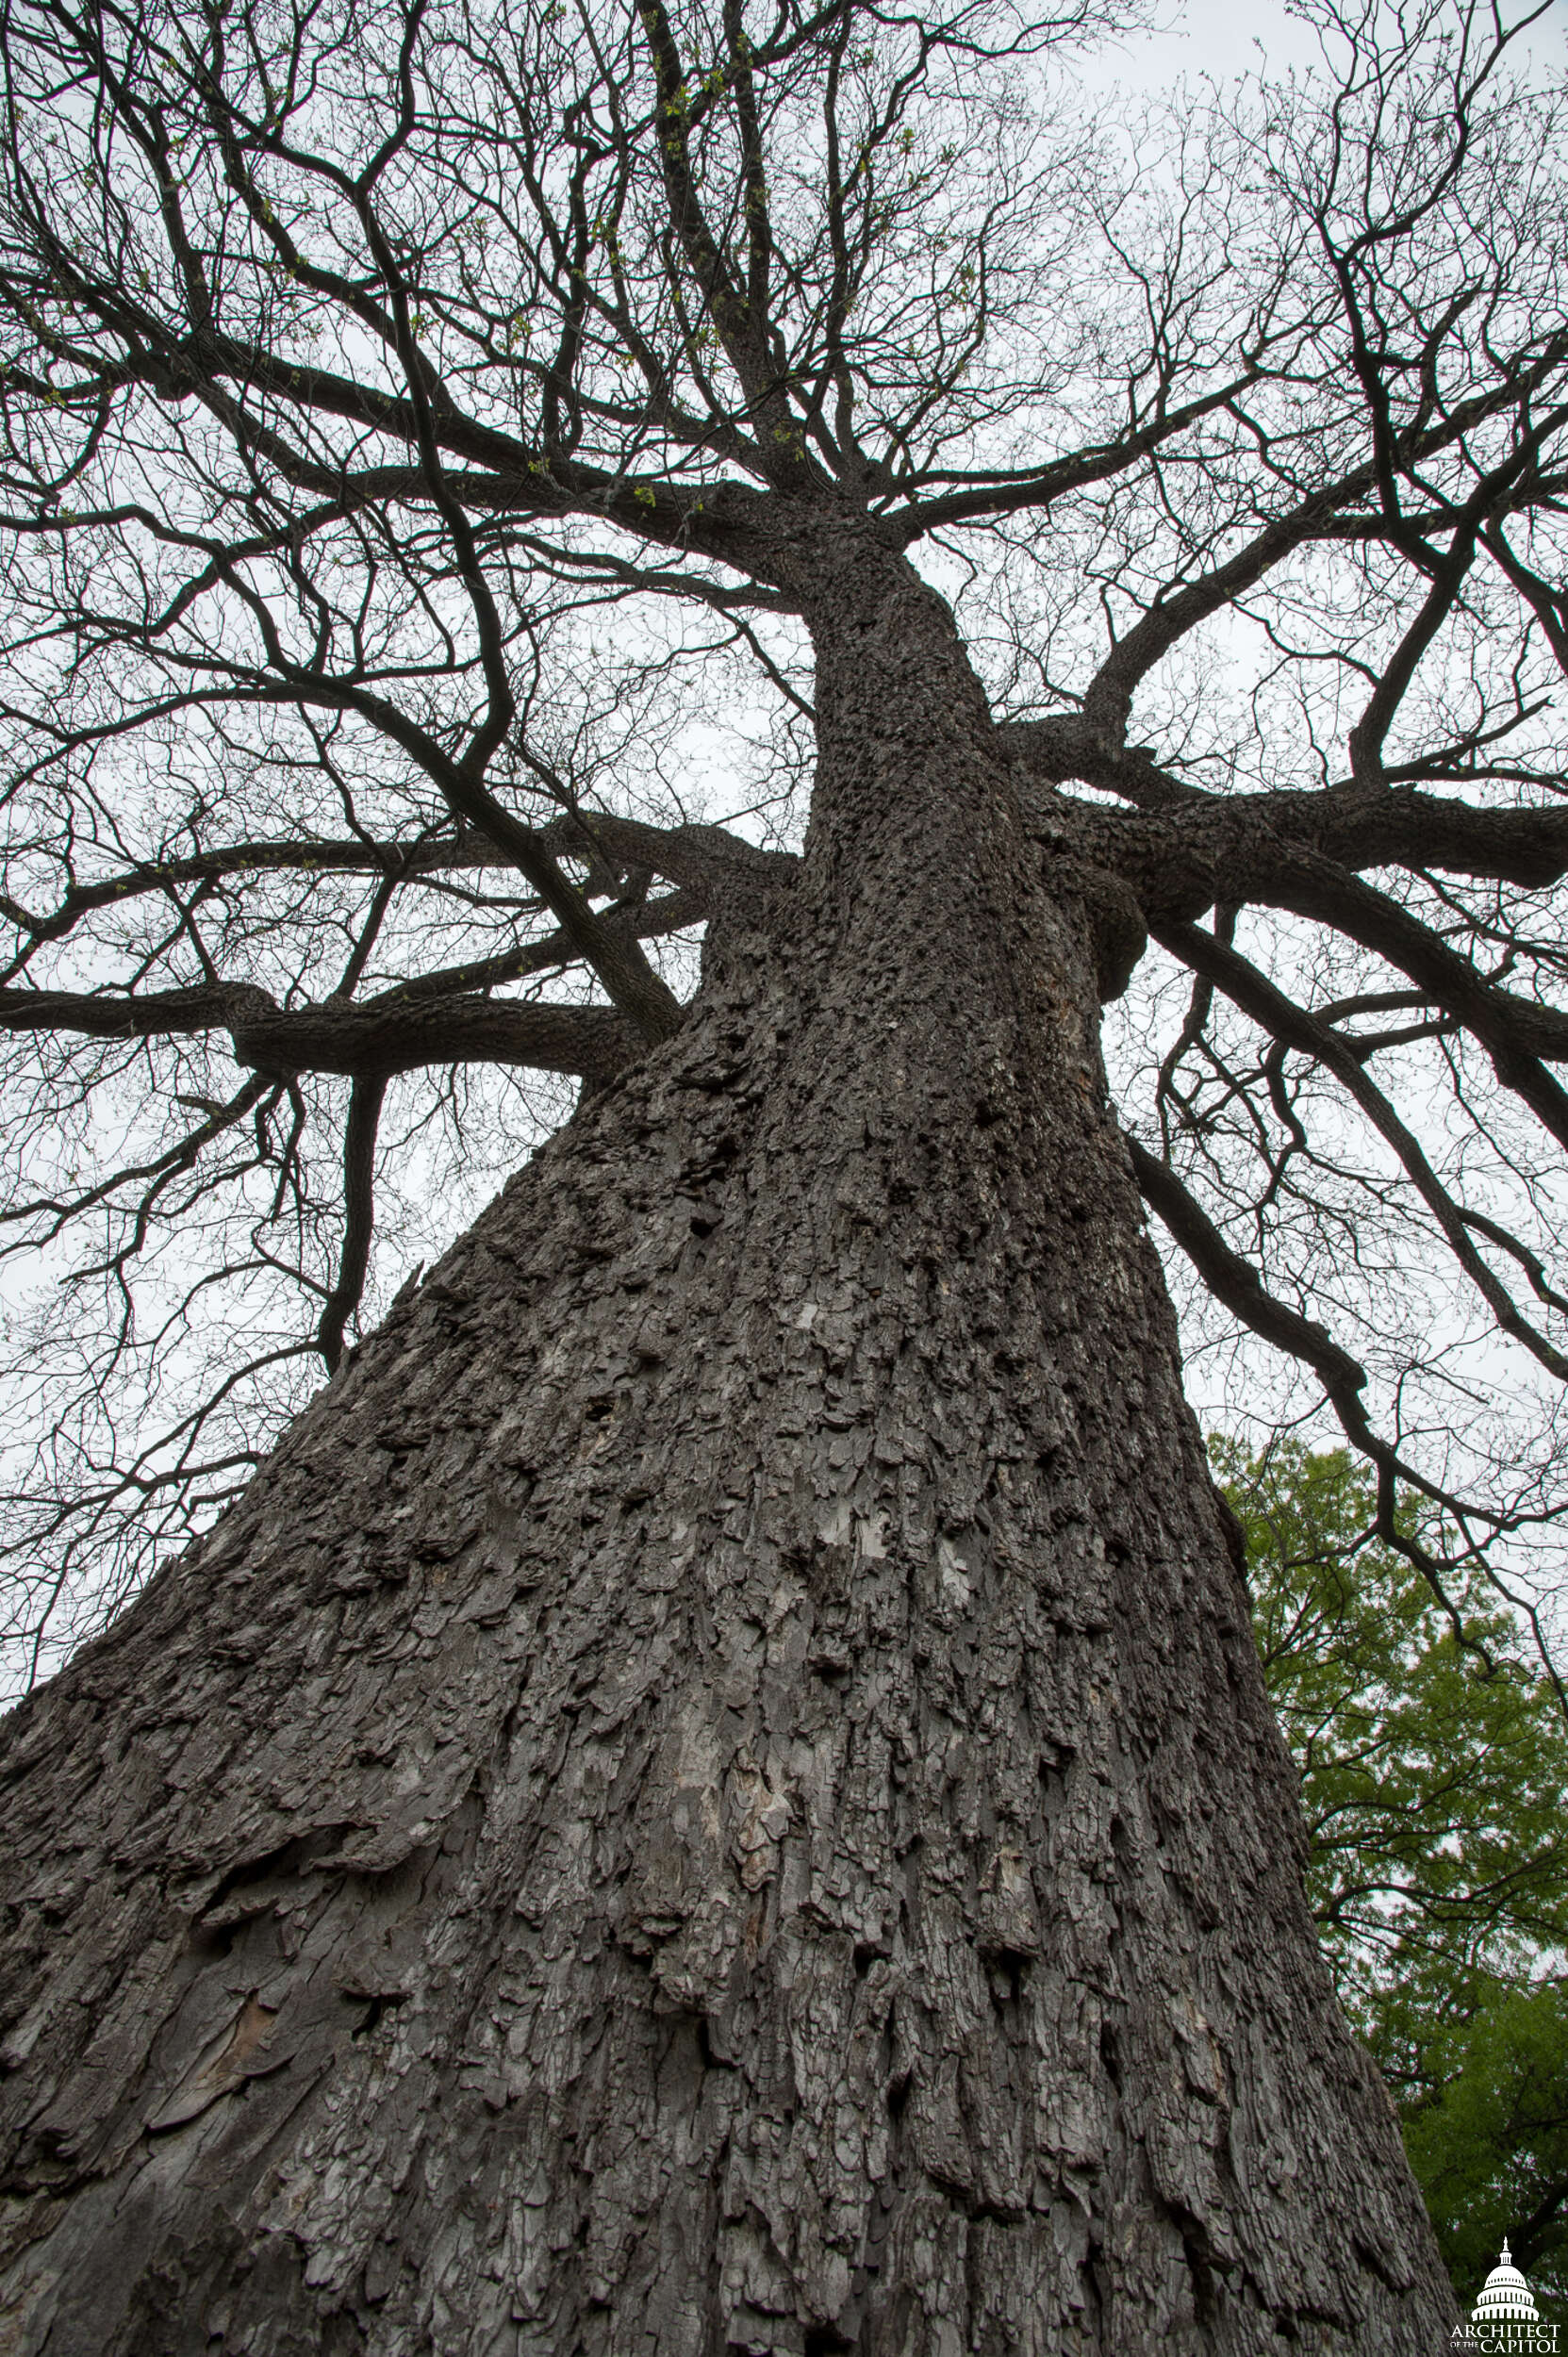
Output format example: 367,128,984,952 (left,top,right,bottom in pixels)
0,547,1454,2354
